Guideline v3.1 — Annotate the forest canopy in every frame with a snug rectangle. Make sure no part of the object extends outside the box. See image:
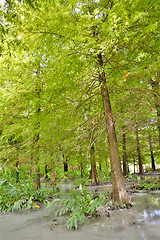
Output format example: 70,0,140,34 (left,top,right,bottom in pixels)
0,0,160,205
